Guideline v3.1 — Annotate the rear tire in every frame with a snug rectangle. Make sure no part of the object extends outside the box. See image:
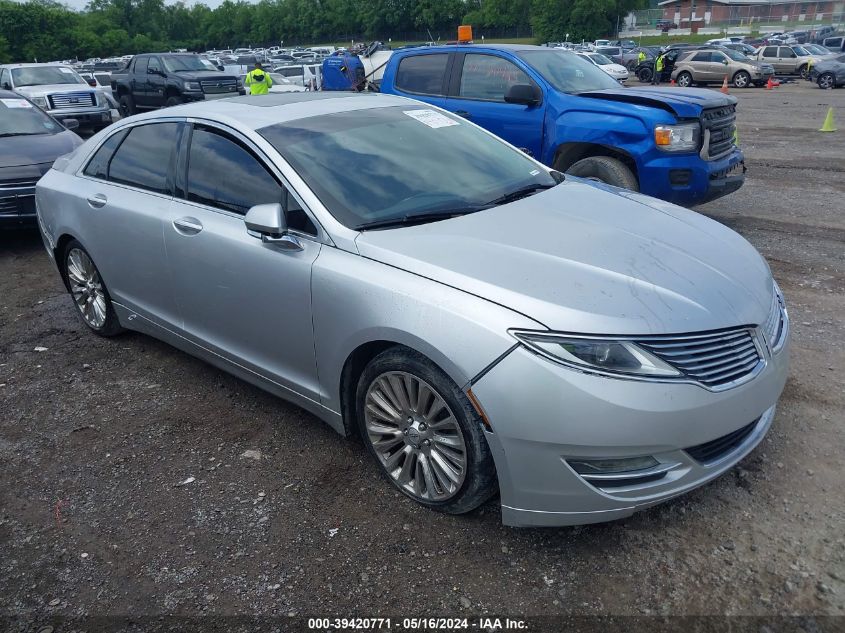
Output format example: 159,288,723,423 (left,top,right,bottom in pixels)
637,67,653,83
798,64,809,79
356,346,497,515
676,71,693,87
565,156,639,191
118,94,135,117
